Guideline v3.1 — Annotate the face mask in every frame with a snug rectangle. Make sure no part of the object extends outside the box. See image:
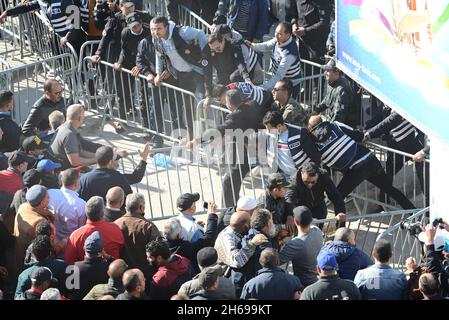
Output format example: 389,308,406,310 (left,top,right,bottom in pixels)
131,28,143,36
